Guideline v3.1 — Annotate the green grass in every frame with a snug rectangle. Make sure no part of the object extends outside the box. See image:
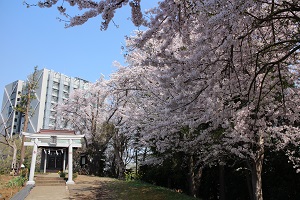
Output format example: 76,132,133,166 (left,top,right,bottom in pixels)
105,179,199,200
